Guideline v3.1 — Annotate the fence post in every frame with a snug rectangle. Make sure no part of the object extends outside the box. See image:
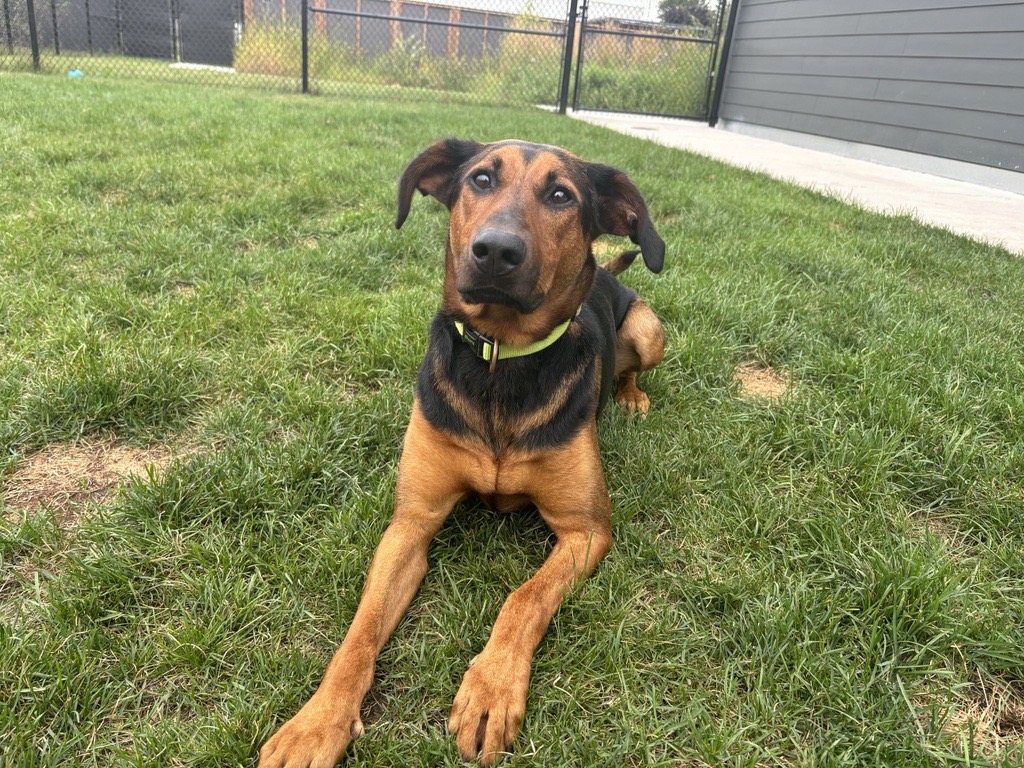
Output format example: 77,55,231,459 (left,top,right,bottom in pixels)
557,0,579,114
3,0,14,55
26,0,40,71
49,0,59,56
300,0,309,93
570,0,588,112
708,0,741,127
85,0,93,54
